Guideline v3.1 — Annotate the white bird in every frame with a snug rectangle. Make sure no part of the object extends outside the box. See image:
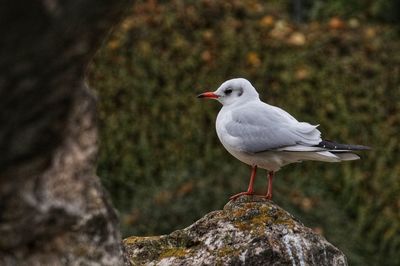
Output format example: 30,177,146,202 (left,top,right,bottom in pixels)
197,78,369,200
